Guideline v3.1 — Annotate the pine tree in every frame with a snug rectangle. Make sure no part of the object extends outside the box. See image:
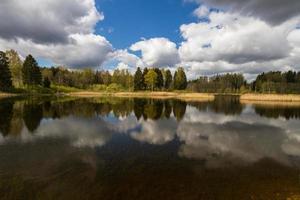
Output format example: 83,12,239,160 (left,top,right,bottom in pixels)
5,50,23,87
43,77,51,88
154,68,164,89
32,64,42,85
95,71,103,84
142,68,149,90
22,55,42,85
173,71,178,89
164,69,172,90
134,67,144,91
173,67,187,90
0,51,12,91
